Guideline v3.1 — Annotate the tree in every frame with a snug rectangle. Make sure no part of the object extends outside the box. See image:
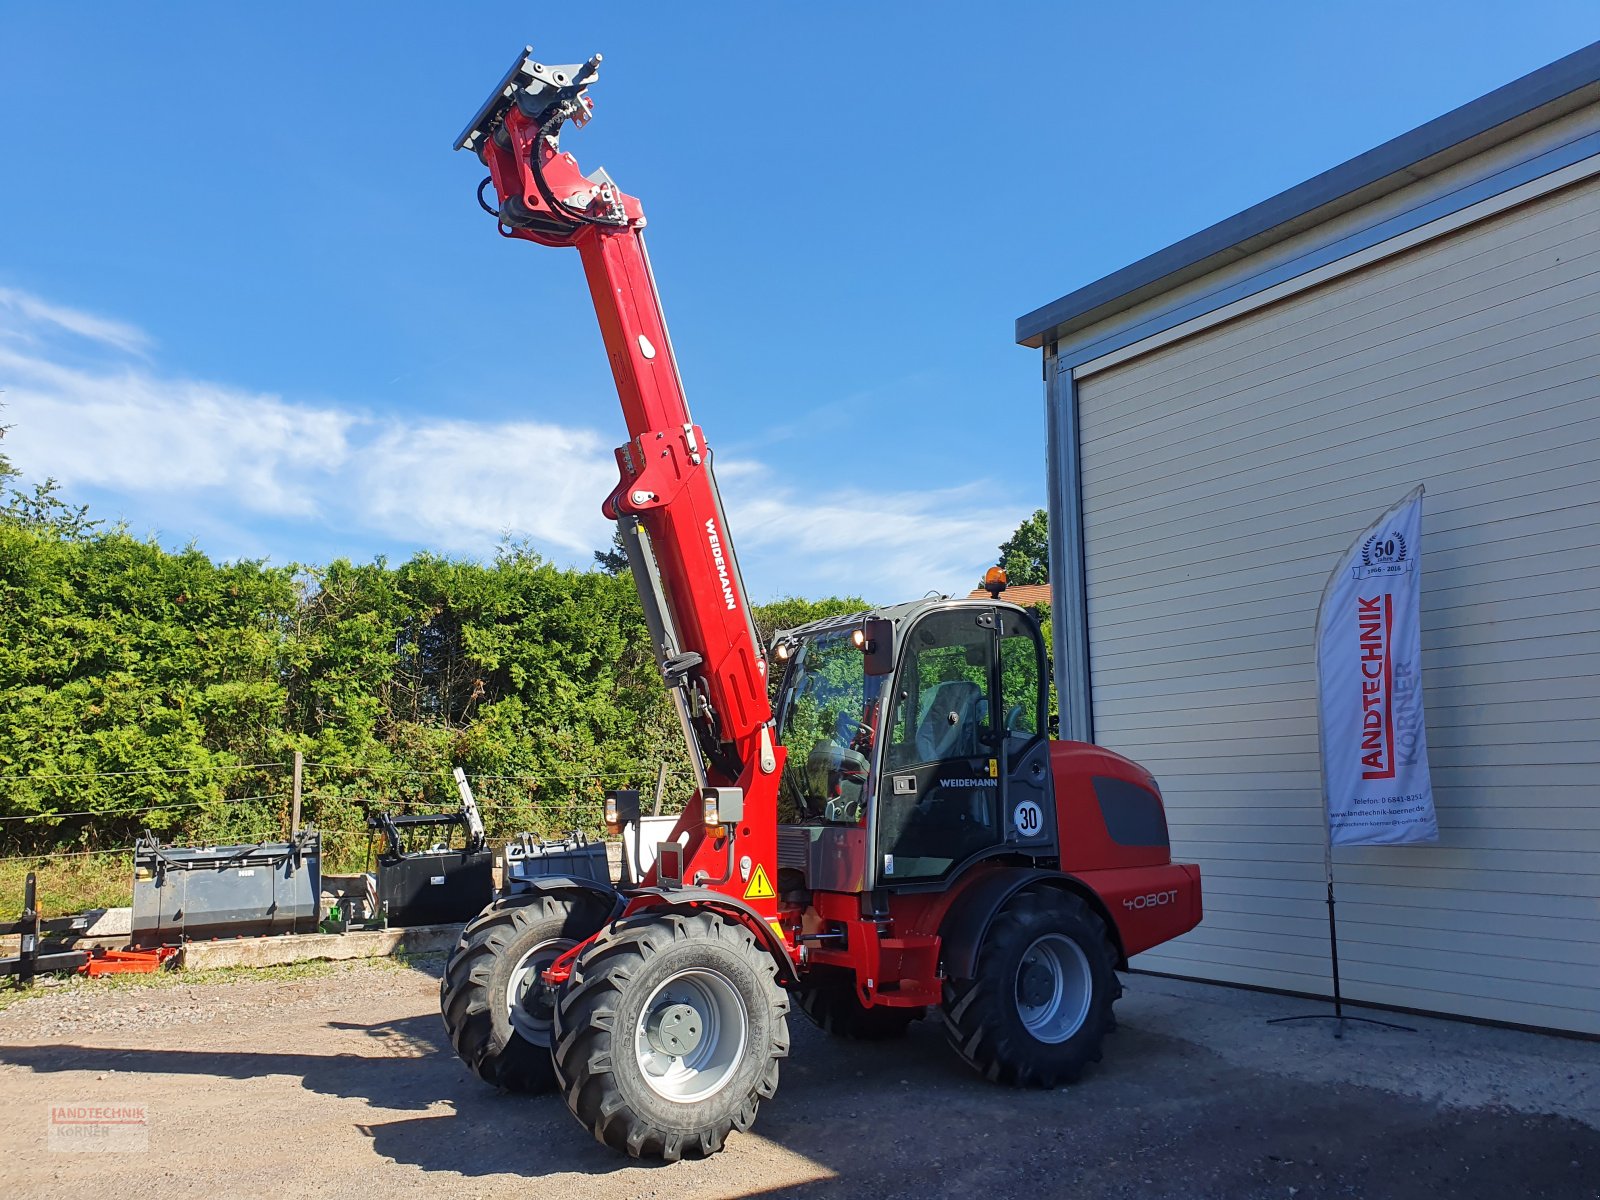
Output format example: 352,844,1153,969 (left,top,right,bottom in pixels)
0,406,96,538
996,508,1048,585
4,478,99,540
0,464,878,868
592,528,629,574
